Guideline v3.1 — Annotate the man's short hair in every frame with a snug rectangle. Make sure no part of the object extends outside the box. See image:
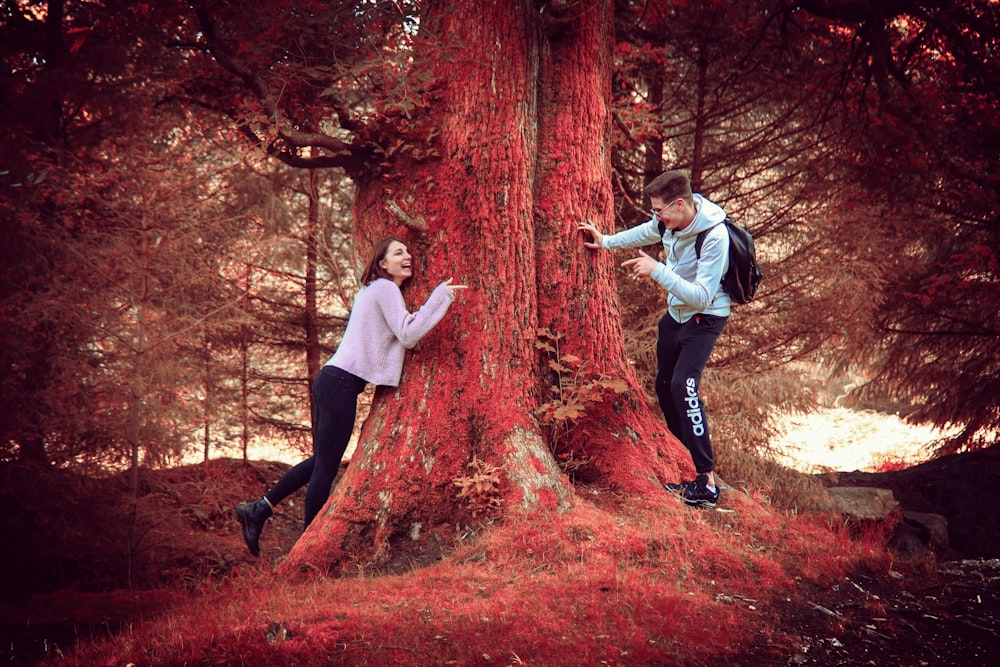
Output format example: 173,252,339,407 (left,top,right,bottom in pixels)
644,170,693,203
